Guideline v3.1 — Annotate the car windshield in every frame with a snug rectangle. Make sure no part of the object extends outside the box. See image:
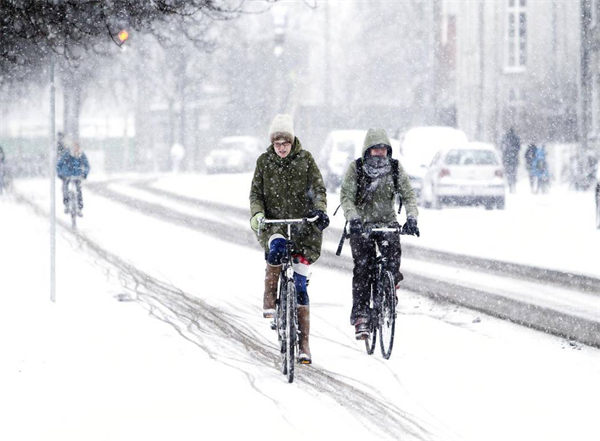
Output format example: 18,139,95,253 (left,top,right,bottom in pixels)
445,149,498,166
